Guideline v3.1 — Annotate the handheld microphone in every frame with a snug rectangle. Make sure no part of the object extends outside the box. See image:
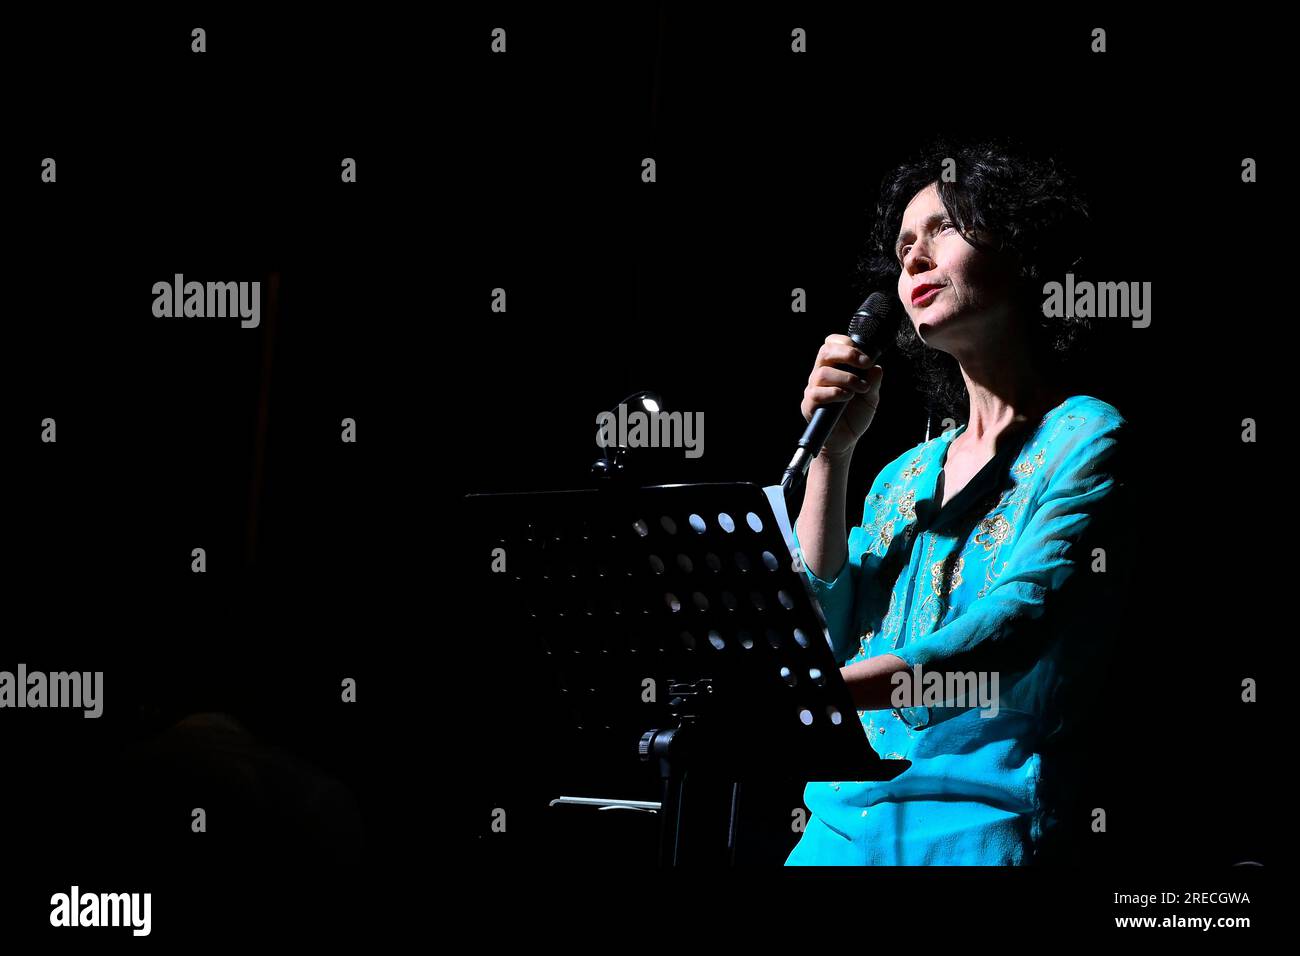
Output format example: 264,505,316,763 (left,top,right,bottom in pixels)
779,292,901,502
